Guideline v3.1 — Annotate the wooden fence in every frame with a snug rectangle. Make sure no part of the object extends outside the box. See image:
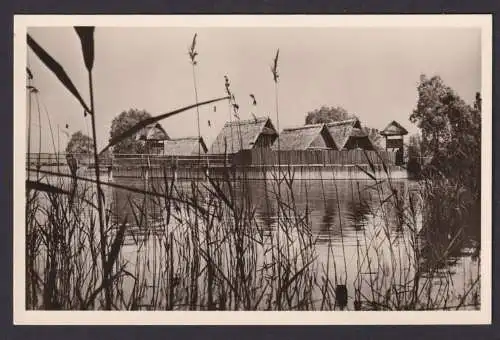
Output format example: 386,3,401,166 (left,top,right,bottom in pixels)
26,149,397,169
233,149,396,166
112,154,232,168
26,153,112,167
